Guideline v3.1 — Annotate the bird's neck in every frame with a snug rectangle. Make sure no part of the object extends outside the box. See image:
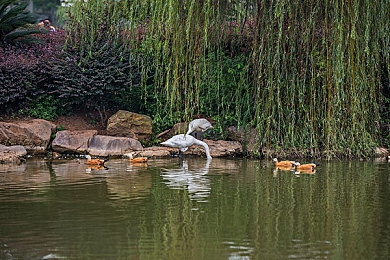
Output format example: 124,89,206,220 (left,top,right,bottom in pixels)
193,139,212,159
